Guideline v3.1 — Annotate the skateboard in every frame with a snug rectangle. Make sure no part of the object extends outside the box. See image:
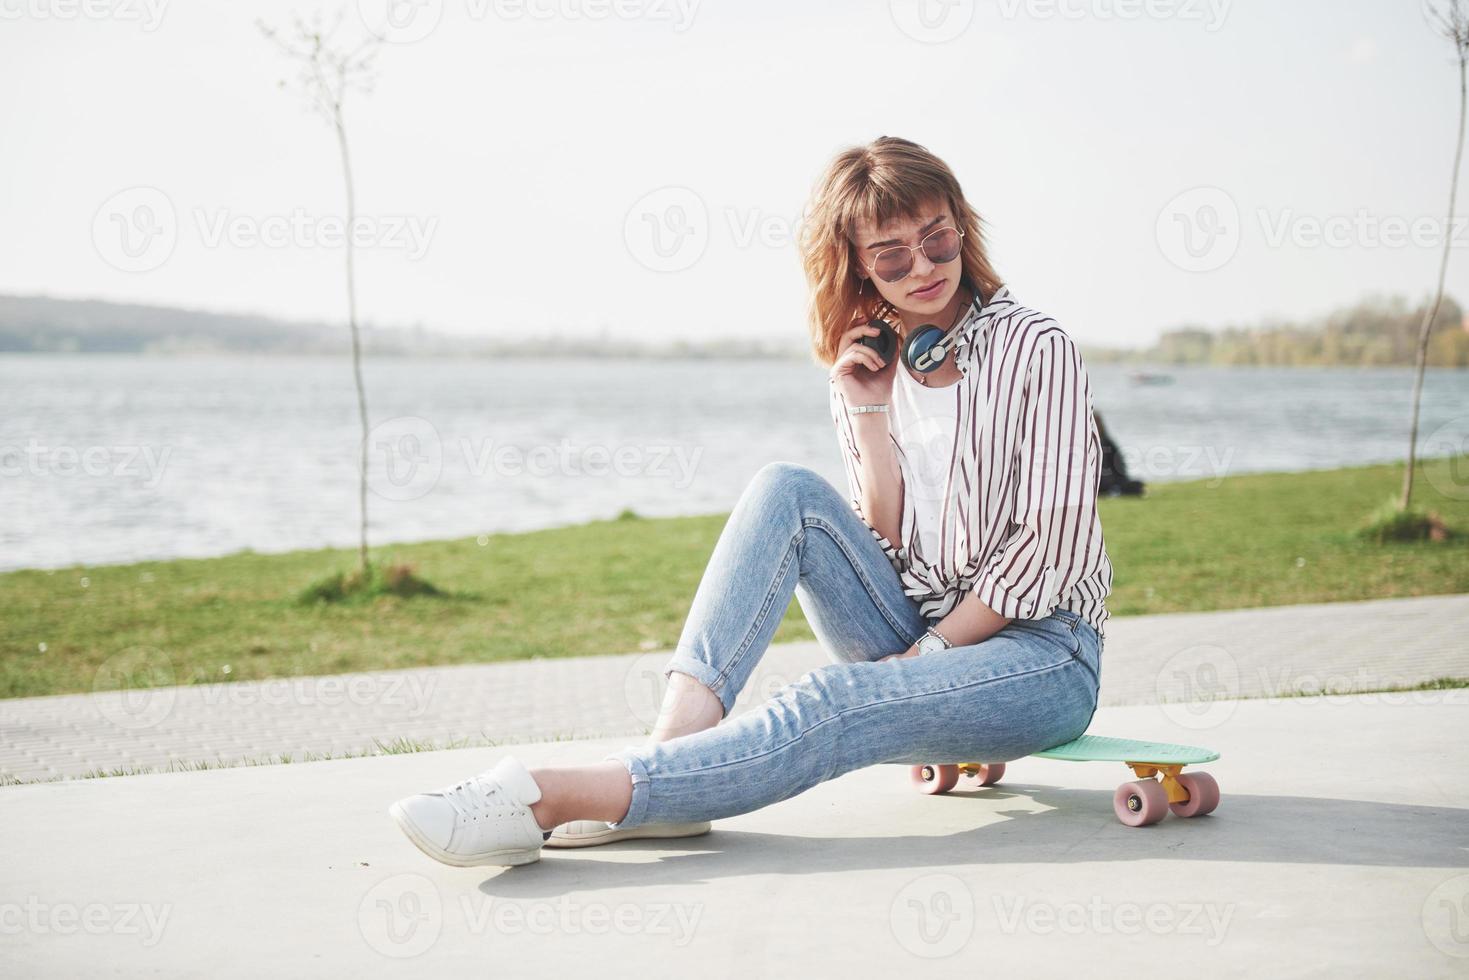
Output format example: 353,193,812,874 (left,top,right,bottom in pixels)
909,734,1221,827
